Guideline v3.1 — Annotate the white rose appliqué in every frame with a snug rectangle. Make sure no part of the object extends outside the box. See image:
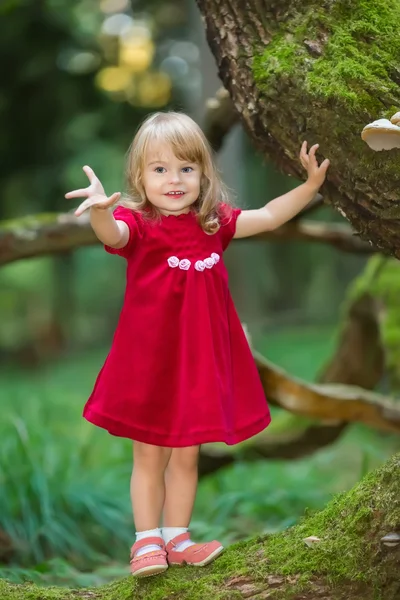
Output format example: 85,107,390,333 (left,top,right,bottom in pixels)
167,256,179,268
167,254,220,271
204,257,215,269
179,259,191,271
195,260,206,272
